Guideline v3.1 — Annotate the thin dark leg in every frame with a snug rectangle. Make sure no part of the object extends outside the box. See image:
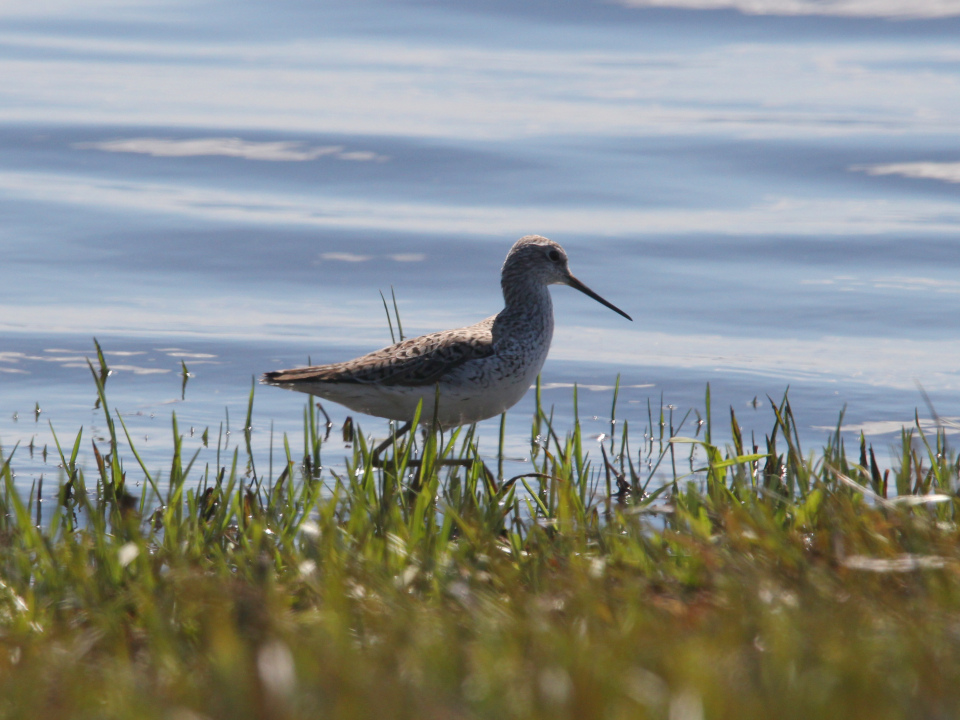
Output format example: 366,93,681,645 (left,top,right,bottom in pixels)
372,421,412,466
370,422,497,496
